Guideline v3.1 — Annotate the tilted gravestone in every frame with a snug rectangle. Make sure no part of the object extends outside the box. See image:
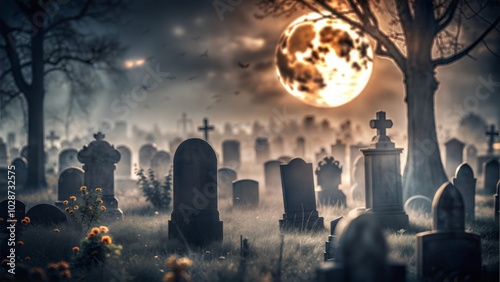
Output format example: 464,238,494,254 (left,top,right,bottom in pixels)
78,132,123,221
233,179,259,208
11,157,28,188
168,138,223,245
404,195,432,216
139,143,157,171
350,154,365,202
222,140,241,169
453,163,476,223
151,150,171,177
444,138,465,178
317,213,406,282
58,148,79,173
264,160,281,192
361,111,408,229
56,167,84,209
116,145,132,179
217,167,237,199
315,156,346,207
416,182,481,281
483,159,500,195
25,204,67,227
255,137,270,164
279,158,324,231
